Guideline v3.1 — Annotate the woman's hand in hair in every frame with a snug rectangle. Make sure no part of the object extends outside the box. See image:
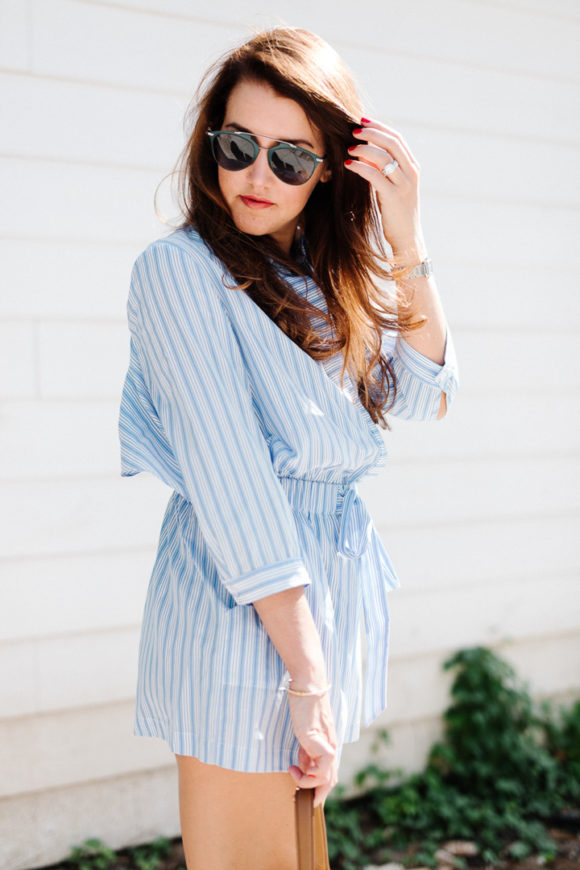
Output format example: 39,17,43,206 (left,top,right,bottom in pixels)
345,117,427,261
